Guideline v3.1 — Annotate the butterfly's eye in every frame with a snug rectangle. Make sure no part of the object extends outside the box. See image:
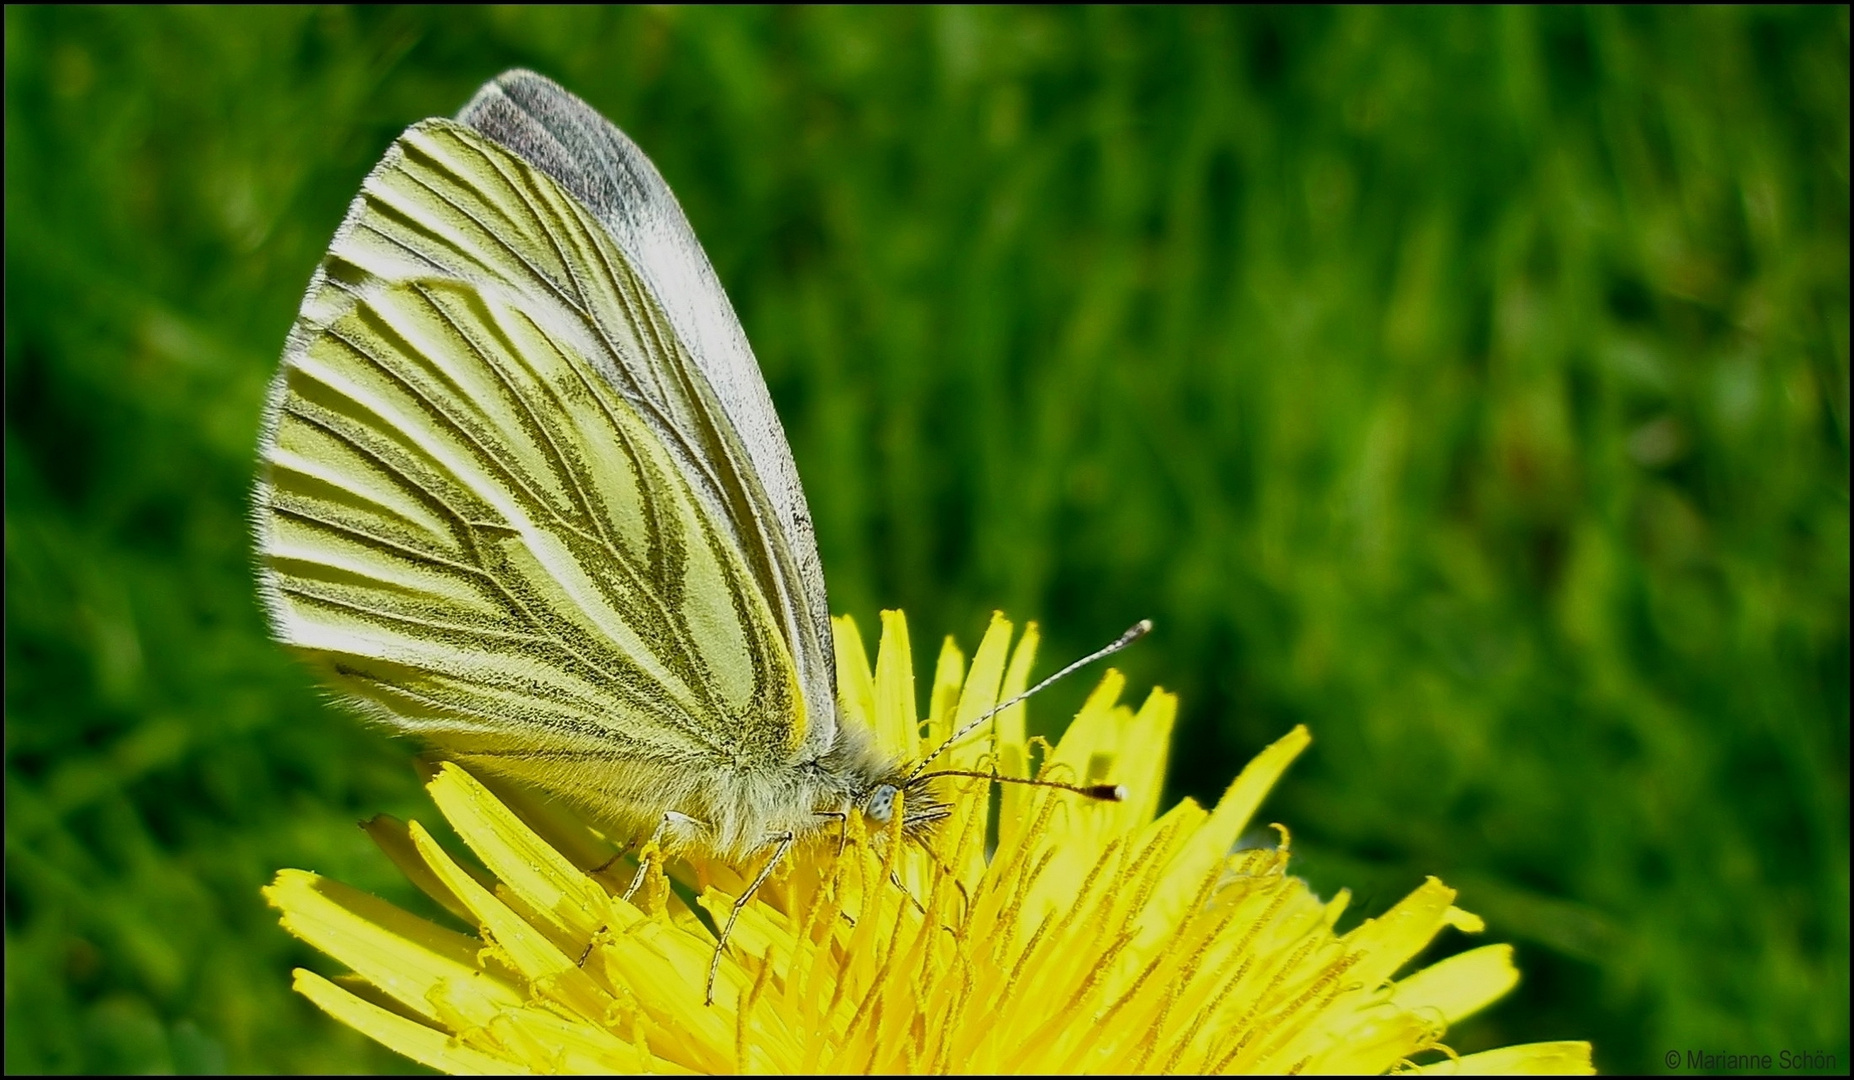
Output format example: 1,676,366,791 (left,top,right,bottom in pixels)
863,784,899,824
